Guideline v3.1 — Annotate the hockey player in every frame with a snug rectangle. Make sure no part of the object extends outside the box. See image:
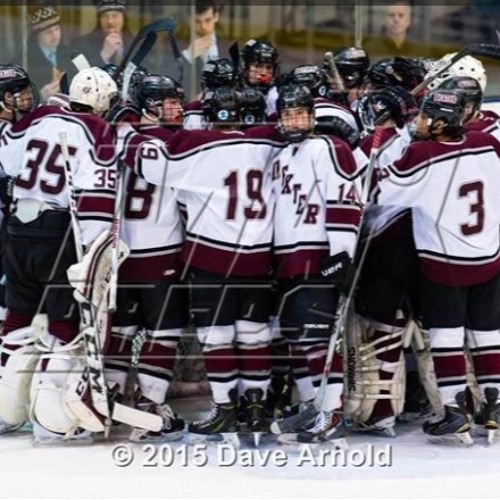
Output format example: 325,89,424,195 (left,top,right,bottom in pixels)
270,83,363,444
324,46,370,109
0,67,118,442
117,86,285,444
349,86,422,436
183,57,235,130
241,39,280,116
104,74,188,442
372,88,500,445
